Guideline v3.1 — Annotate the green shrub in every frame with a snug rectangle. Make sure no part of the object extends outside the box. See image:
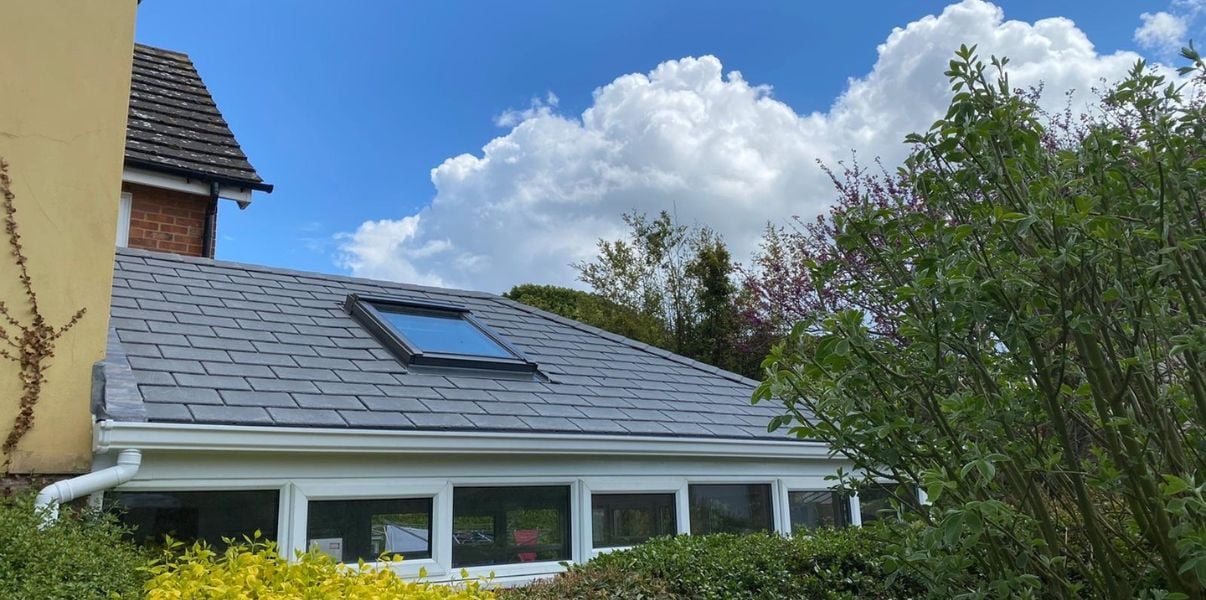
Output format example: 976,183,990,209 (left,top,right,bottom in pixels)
144,536,496,599
498,564,678,600
504,527,922,600
0,492,150,599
